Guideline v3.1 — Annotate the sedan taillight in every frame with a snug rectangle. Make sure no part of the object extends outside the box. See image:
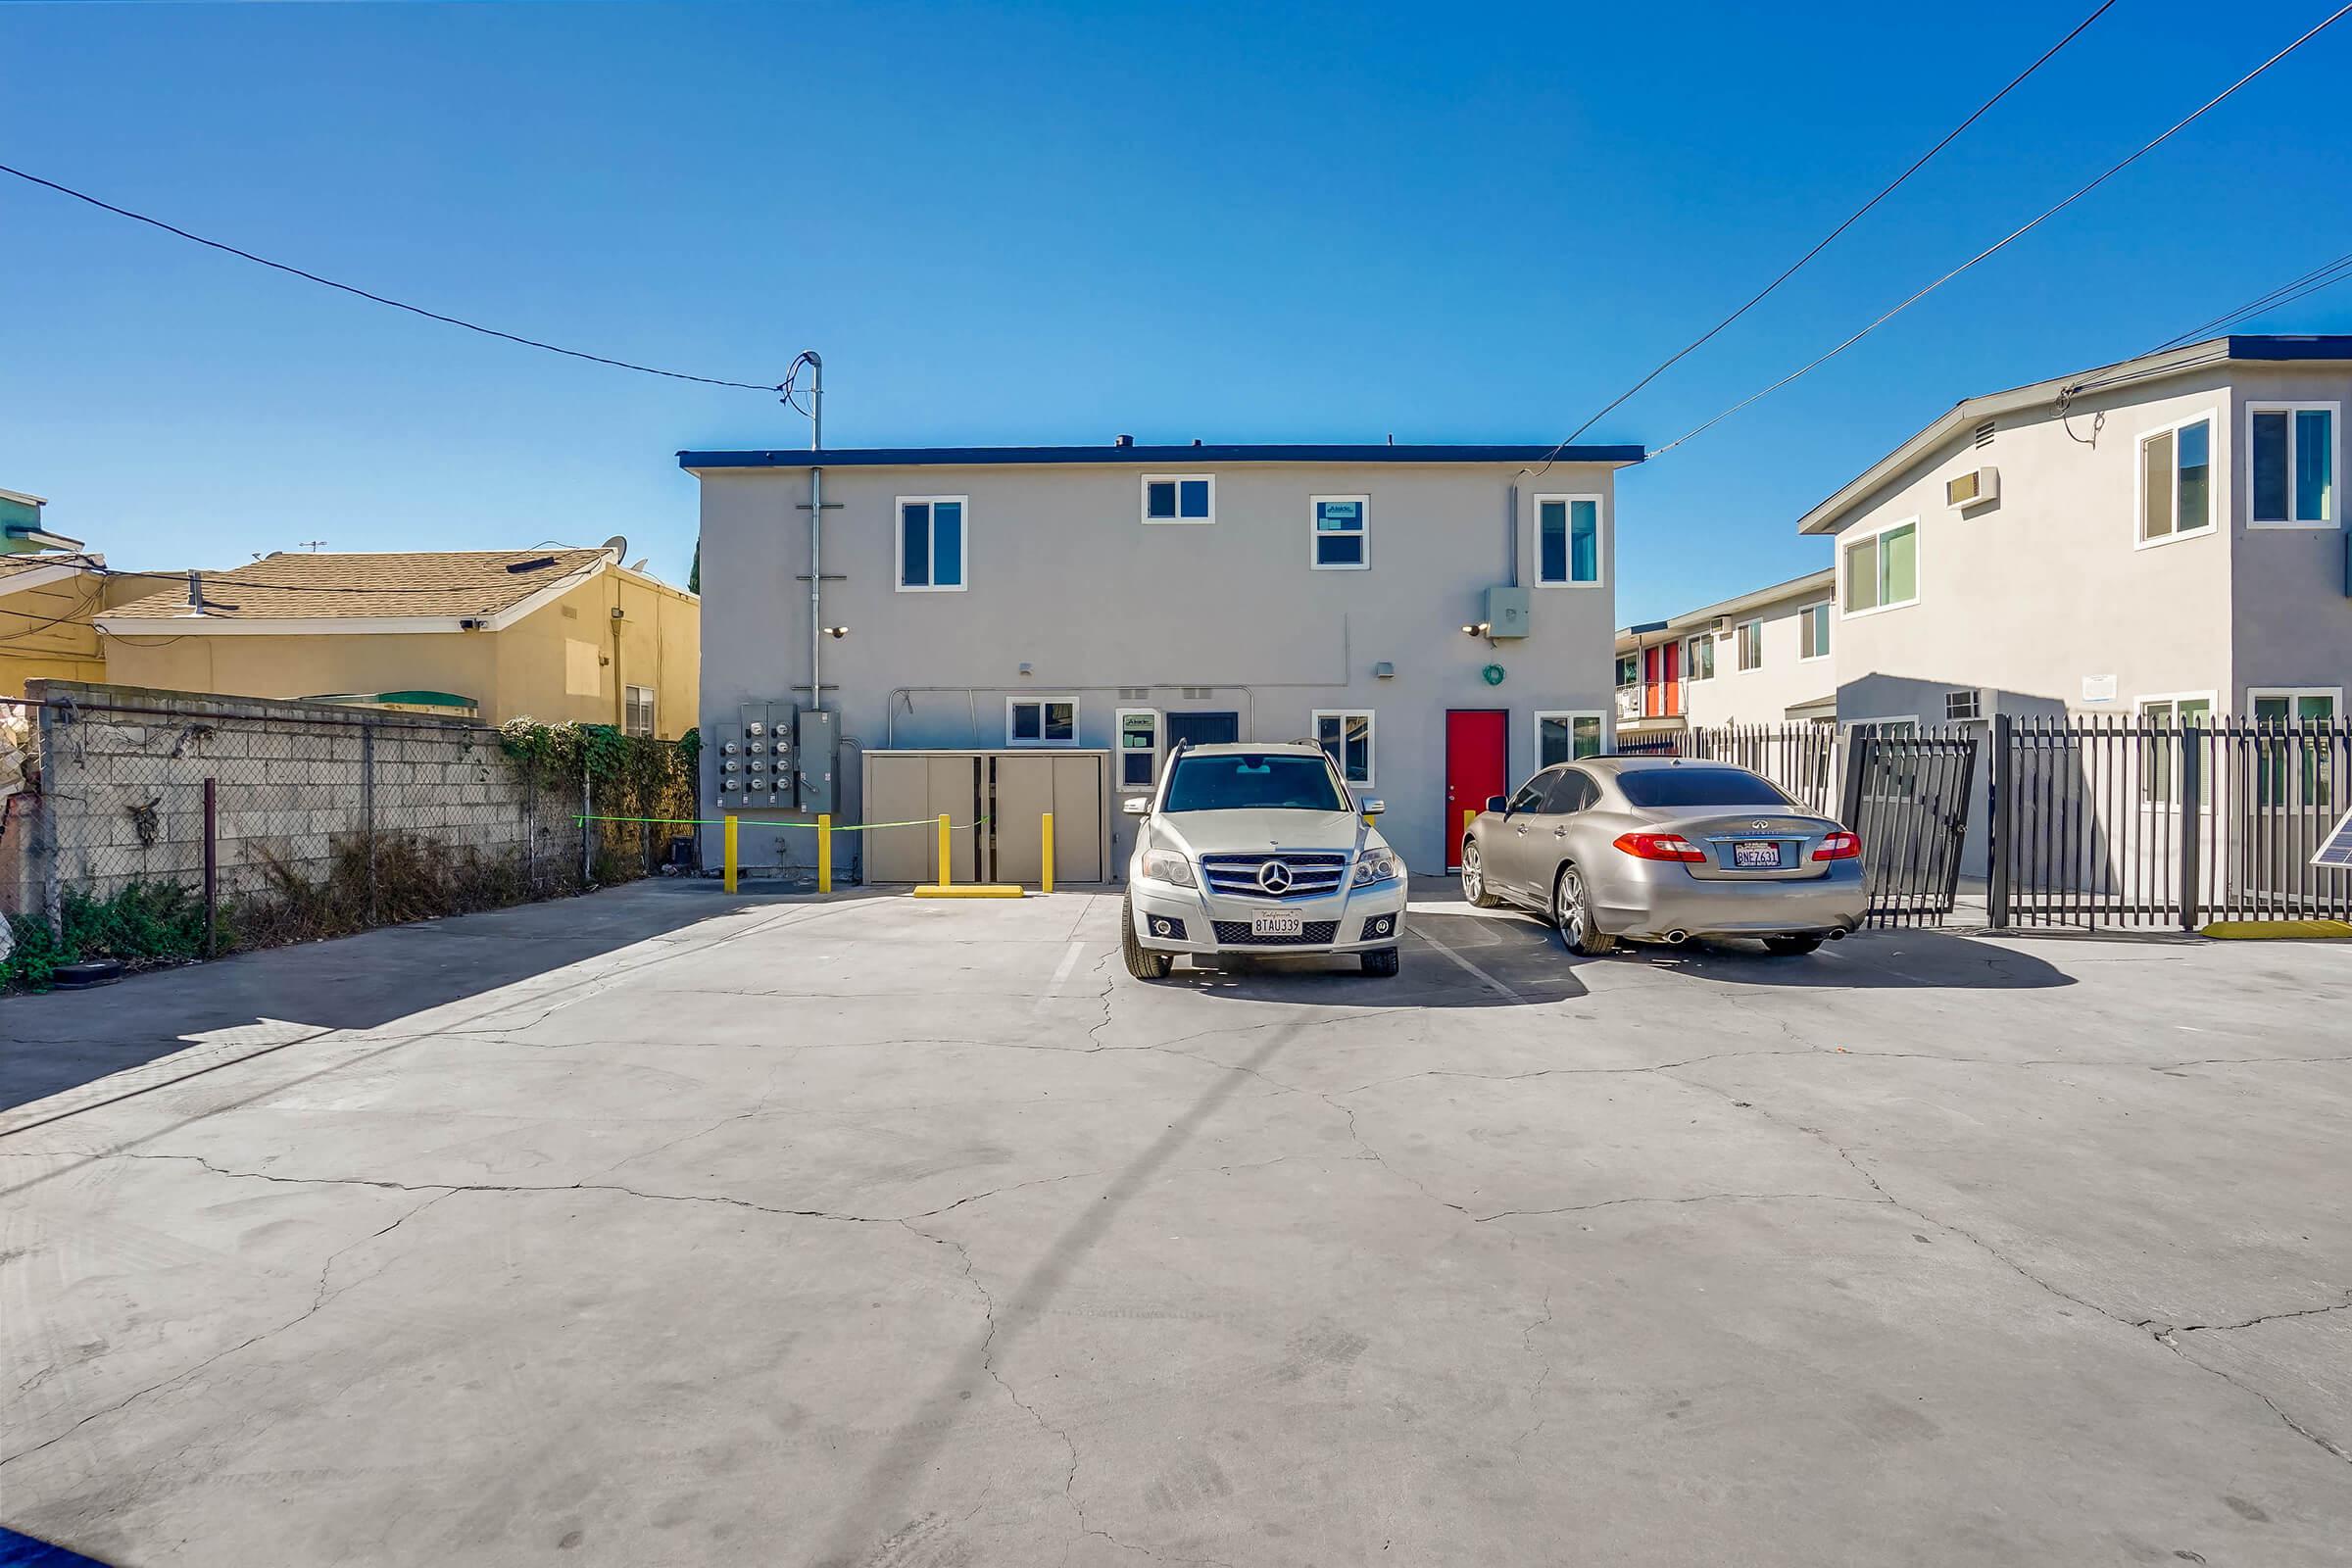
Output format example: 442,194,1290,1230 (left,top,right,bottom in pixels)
1813,831,1862,861
1613,831,1705,863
